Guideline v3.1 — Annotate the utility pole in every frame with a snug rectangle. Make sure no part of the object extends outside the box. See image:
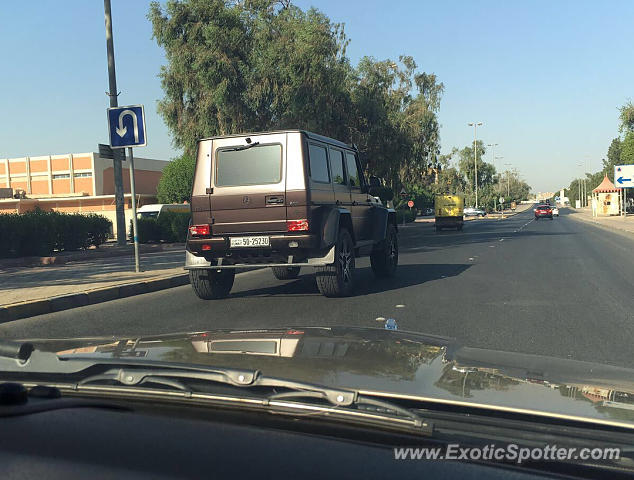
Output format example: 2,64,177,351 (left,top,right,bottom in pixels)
104,0,126,246
505,163,511,197
468,122,483,207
